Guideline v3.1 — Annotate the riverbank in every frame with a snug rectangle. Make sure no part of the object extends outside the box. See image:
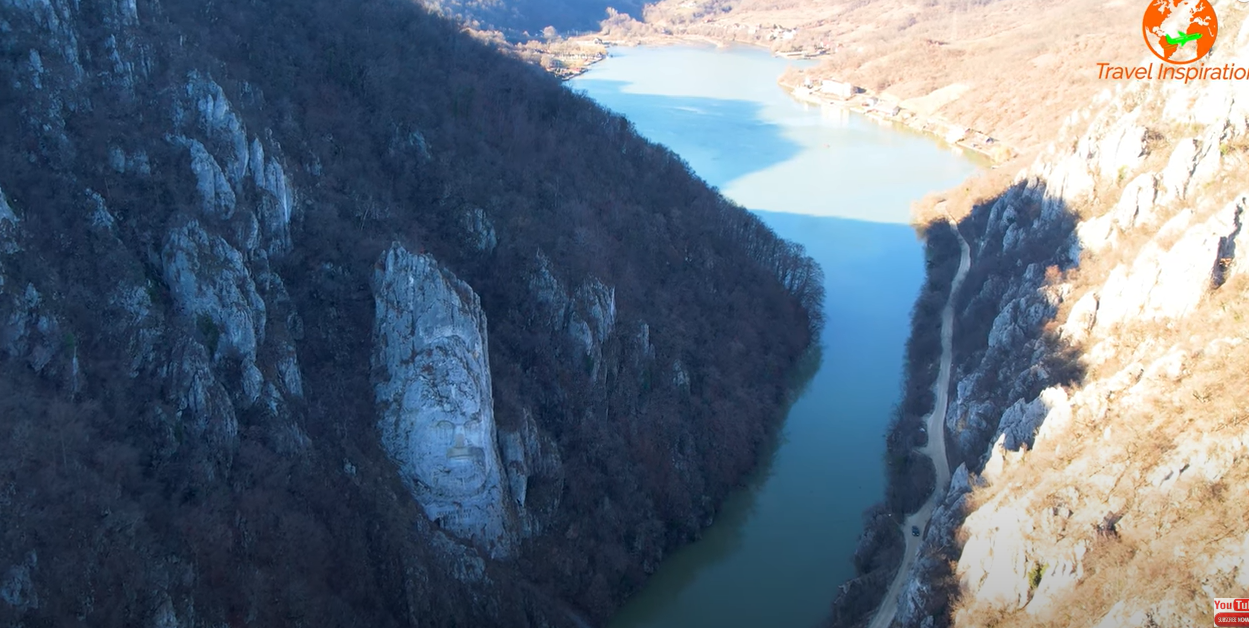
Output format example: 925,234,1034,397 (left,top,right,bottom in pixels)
866,215,967,628
781,79,1014,166
552,33,768,79
553,34,1013,166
